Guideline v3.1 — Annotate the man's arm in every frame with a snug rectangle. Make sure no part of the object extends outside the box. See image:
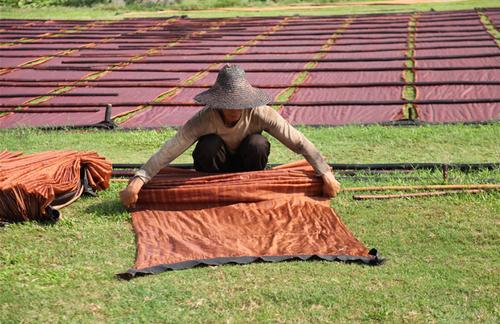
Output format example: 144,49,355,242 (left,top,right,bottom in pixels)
119,176,145,208
259,106,341,197
119,110,207,208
